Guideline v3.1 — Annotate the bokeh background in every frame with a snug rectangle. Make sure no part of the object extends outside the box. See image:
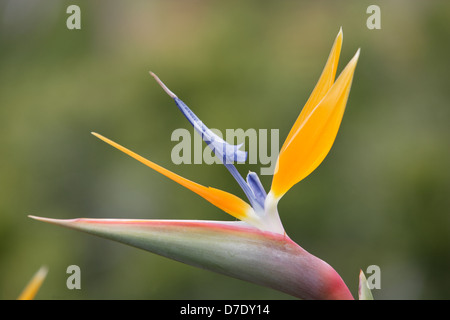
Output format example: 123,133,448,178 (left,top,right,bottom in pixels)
1,0,449,300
